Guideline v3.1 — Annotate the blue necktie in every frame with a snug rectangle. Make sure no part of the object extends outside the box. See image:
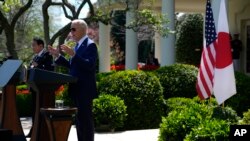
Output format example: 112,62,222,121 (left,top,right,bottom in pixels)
74,43,79,52
70,43,78,64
